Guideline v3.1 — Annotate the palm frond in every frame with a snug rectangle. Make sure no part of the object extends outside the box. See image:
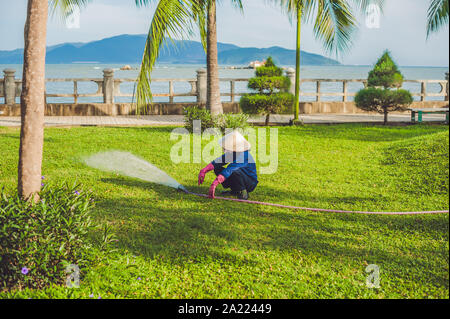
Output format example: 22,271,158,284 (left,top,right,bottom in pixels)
350,0,385,13
427,0,449,37
310,0,357,55
49,0,92,19
135,0,199,114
